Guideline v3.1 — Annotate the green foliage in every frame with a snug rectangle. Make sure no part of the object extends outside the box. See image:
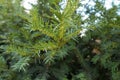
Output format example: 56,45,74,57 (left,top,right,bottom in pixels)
0,0,120,80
